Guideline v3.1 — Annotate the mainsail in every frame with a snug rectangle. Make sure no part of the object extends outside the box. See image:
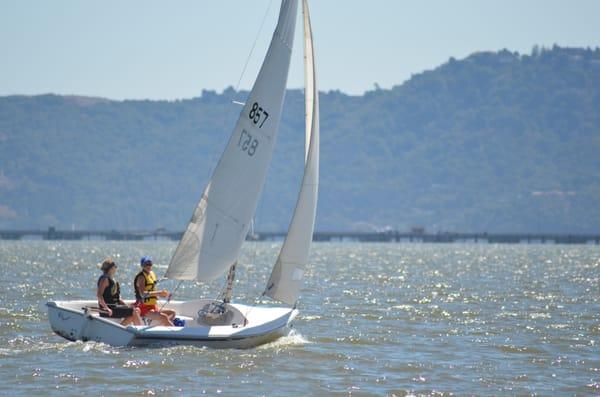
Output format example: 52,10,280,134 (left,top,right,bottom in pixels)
166,0,298,281
265,0,319,305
